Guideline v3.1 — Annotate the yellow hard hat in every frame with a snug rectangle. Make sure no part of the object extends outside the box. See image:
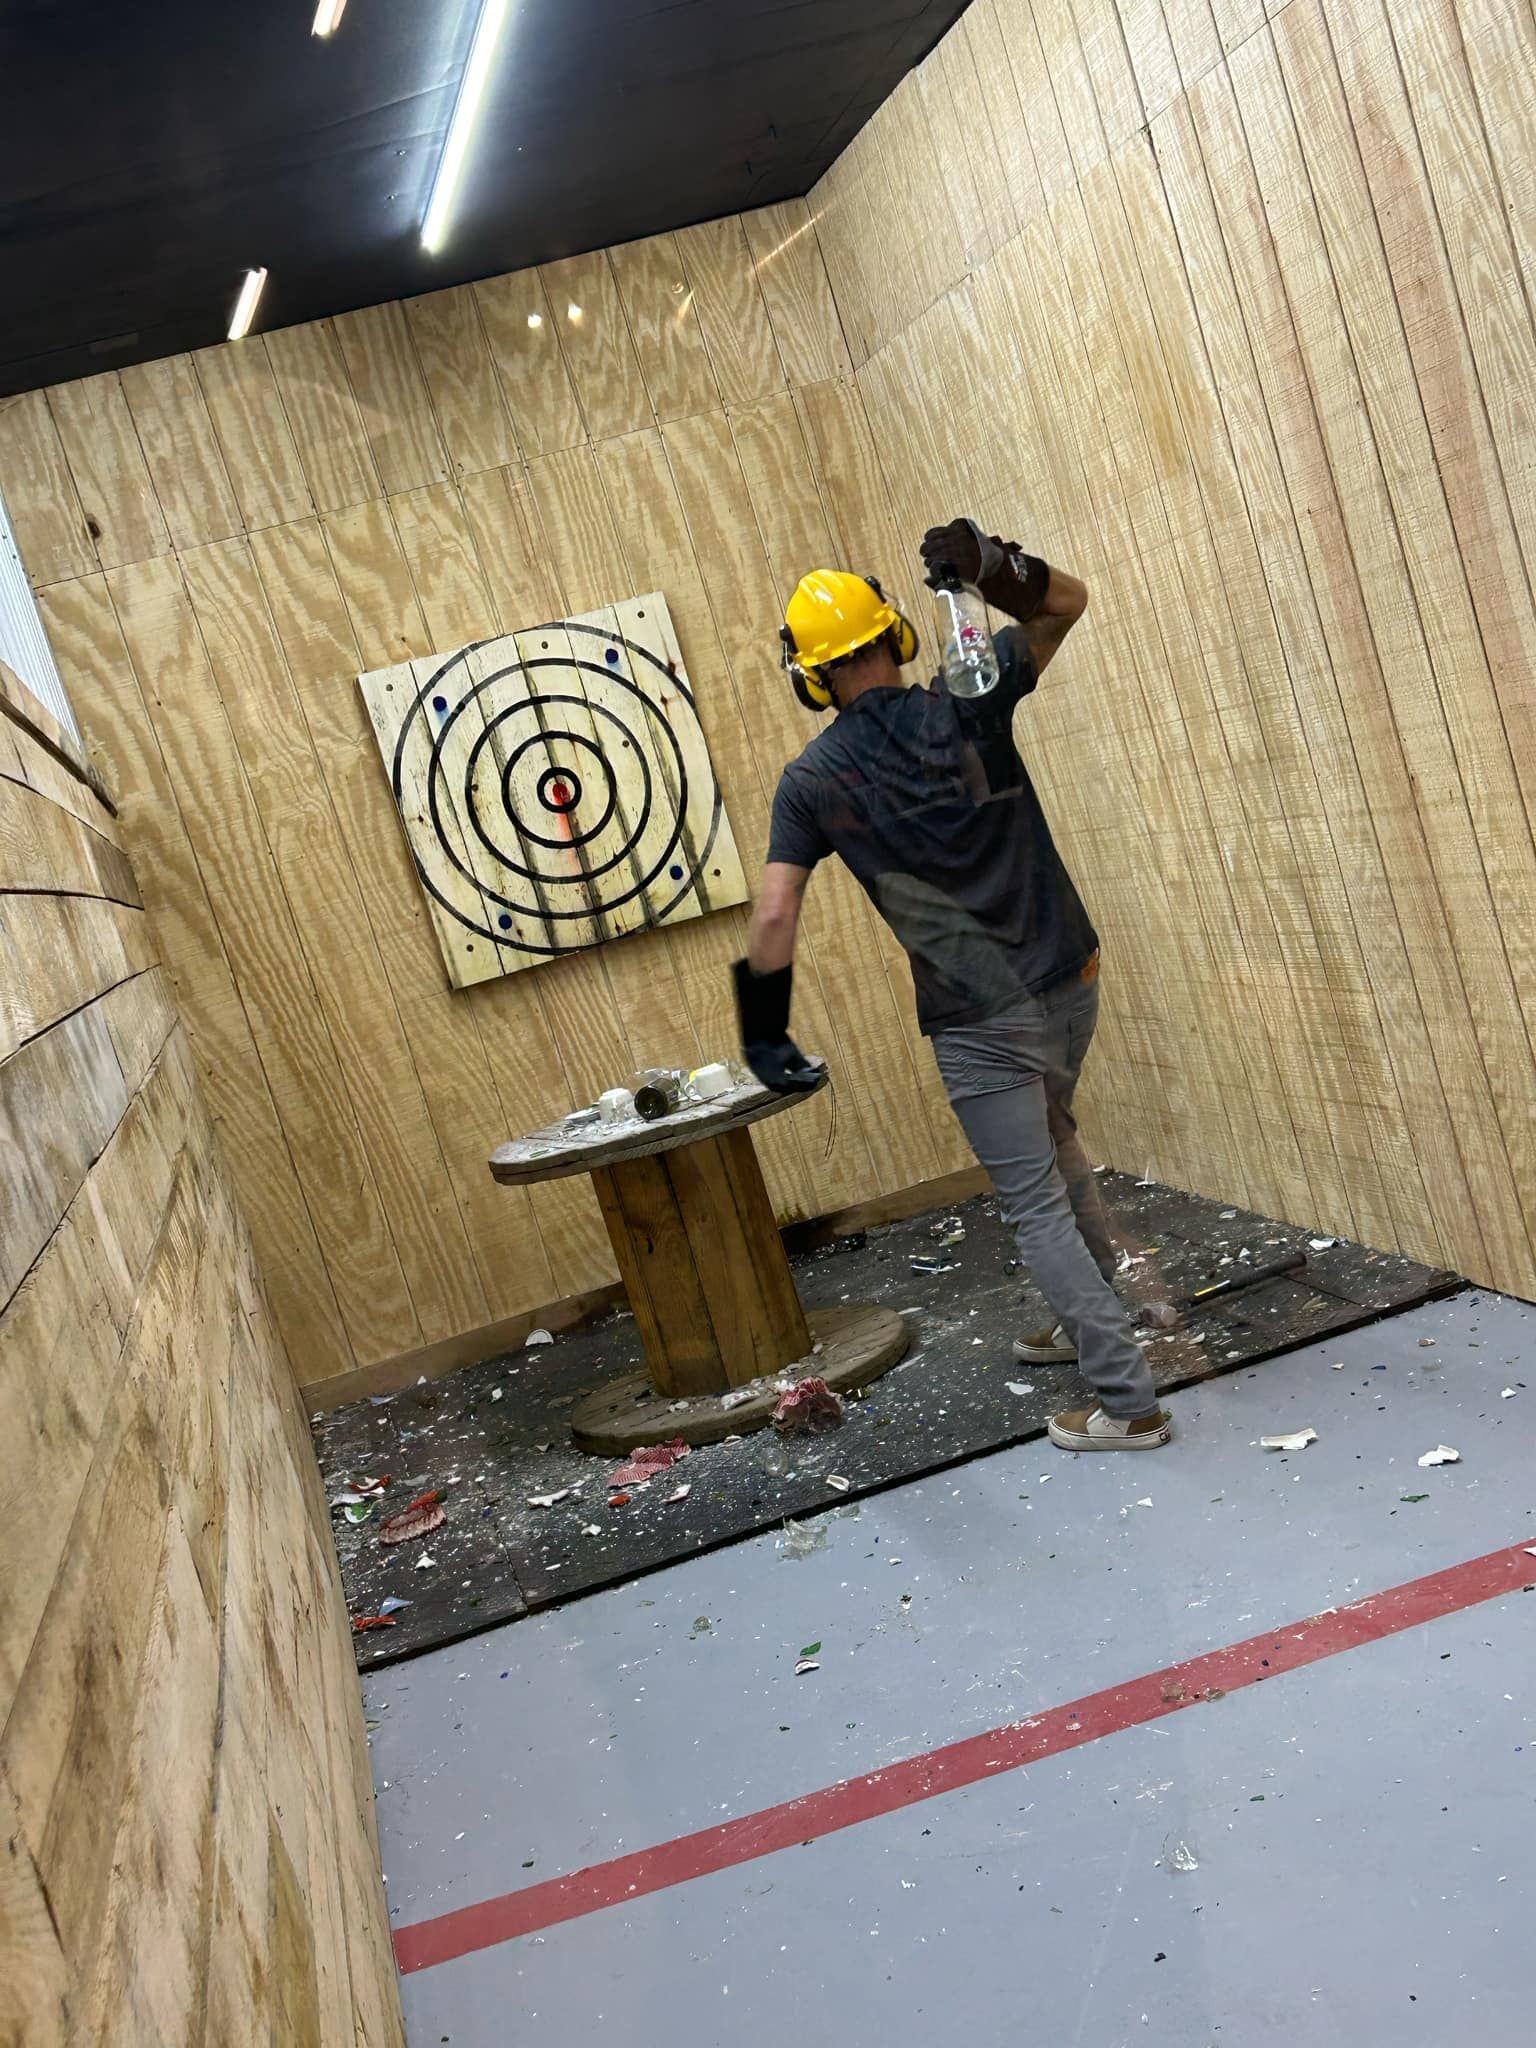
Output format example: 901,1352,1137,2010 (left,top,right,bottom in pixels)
780,569,920,710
